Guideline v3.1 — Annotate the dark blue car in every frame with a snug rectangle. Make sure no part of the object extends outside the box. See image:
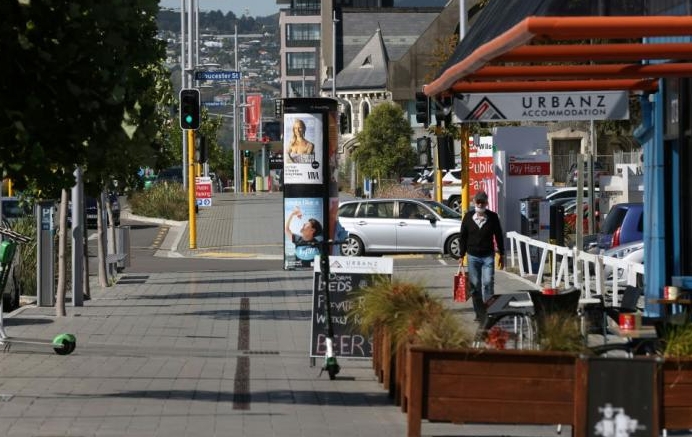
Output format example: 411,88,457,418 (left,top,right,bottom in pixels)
594,202,643,251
